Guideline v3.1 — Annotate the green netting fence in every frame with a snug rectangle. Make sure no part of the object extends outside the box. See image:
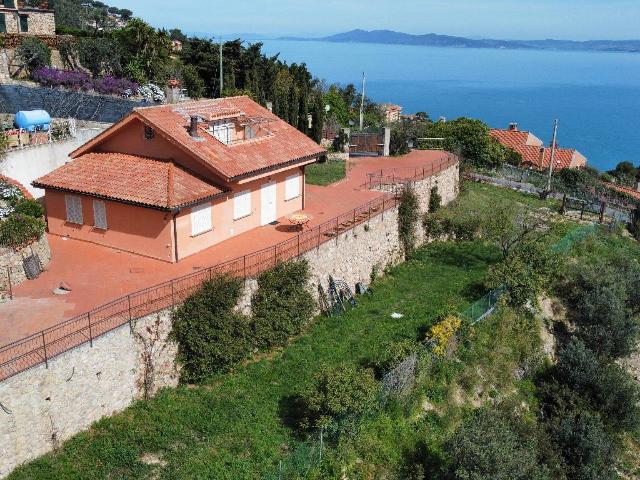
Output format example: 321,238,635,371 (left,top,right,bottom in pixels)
459,224,599,323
